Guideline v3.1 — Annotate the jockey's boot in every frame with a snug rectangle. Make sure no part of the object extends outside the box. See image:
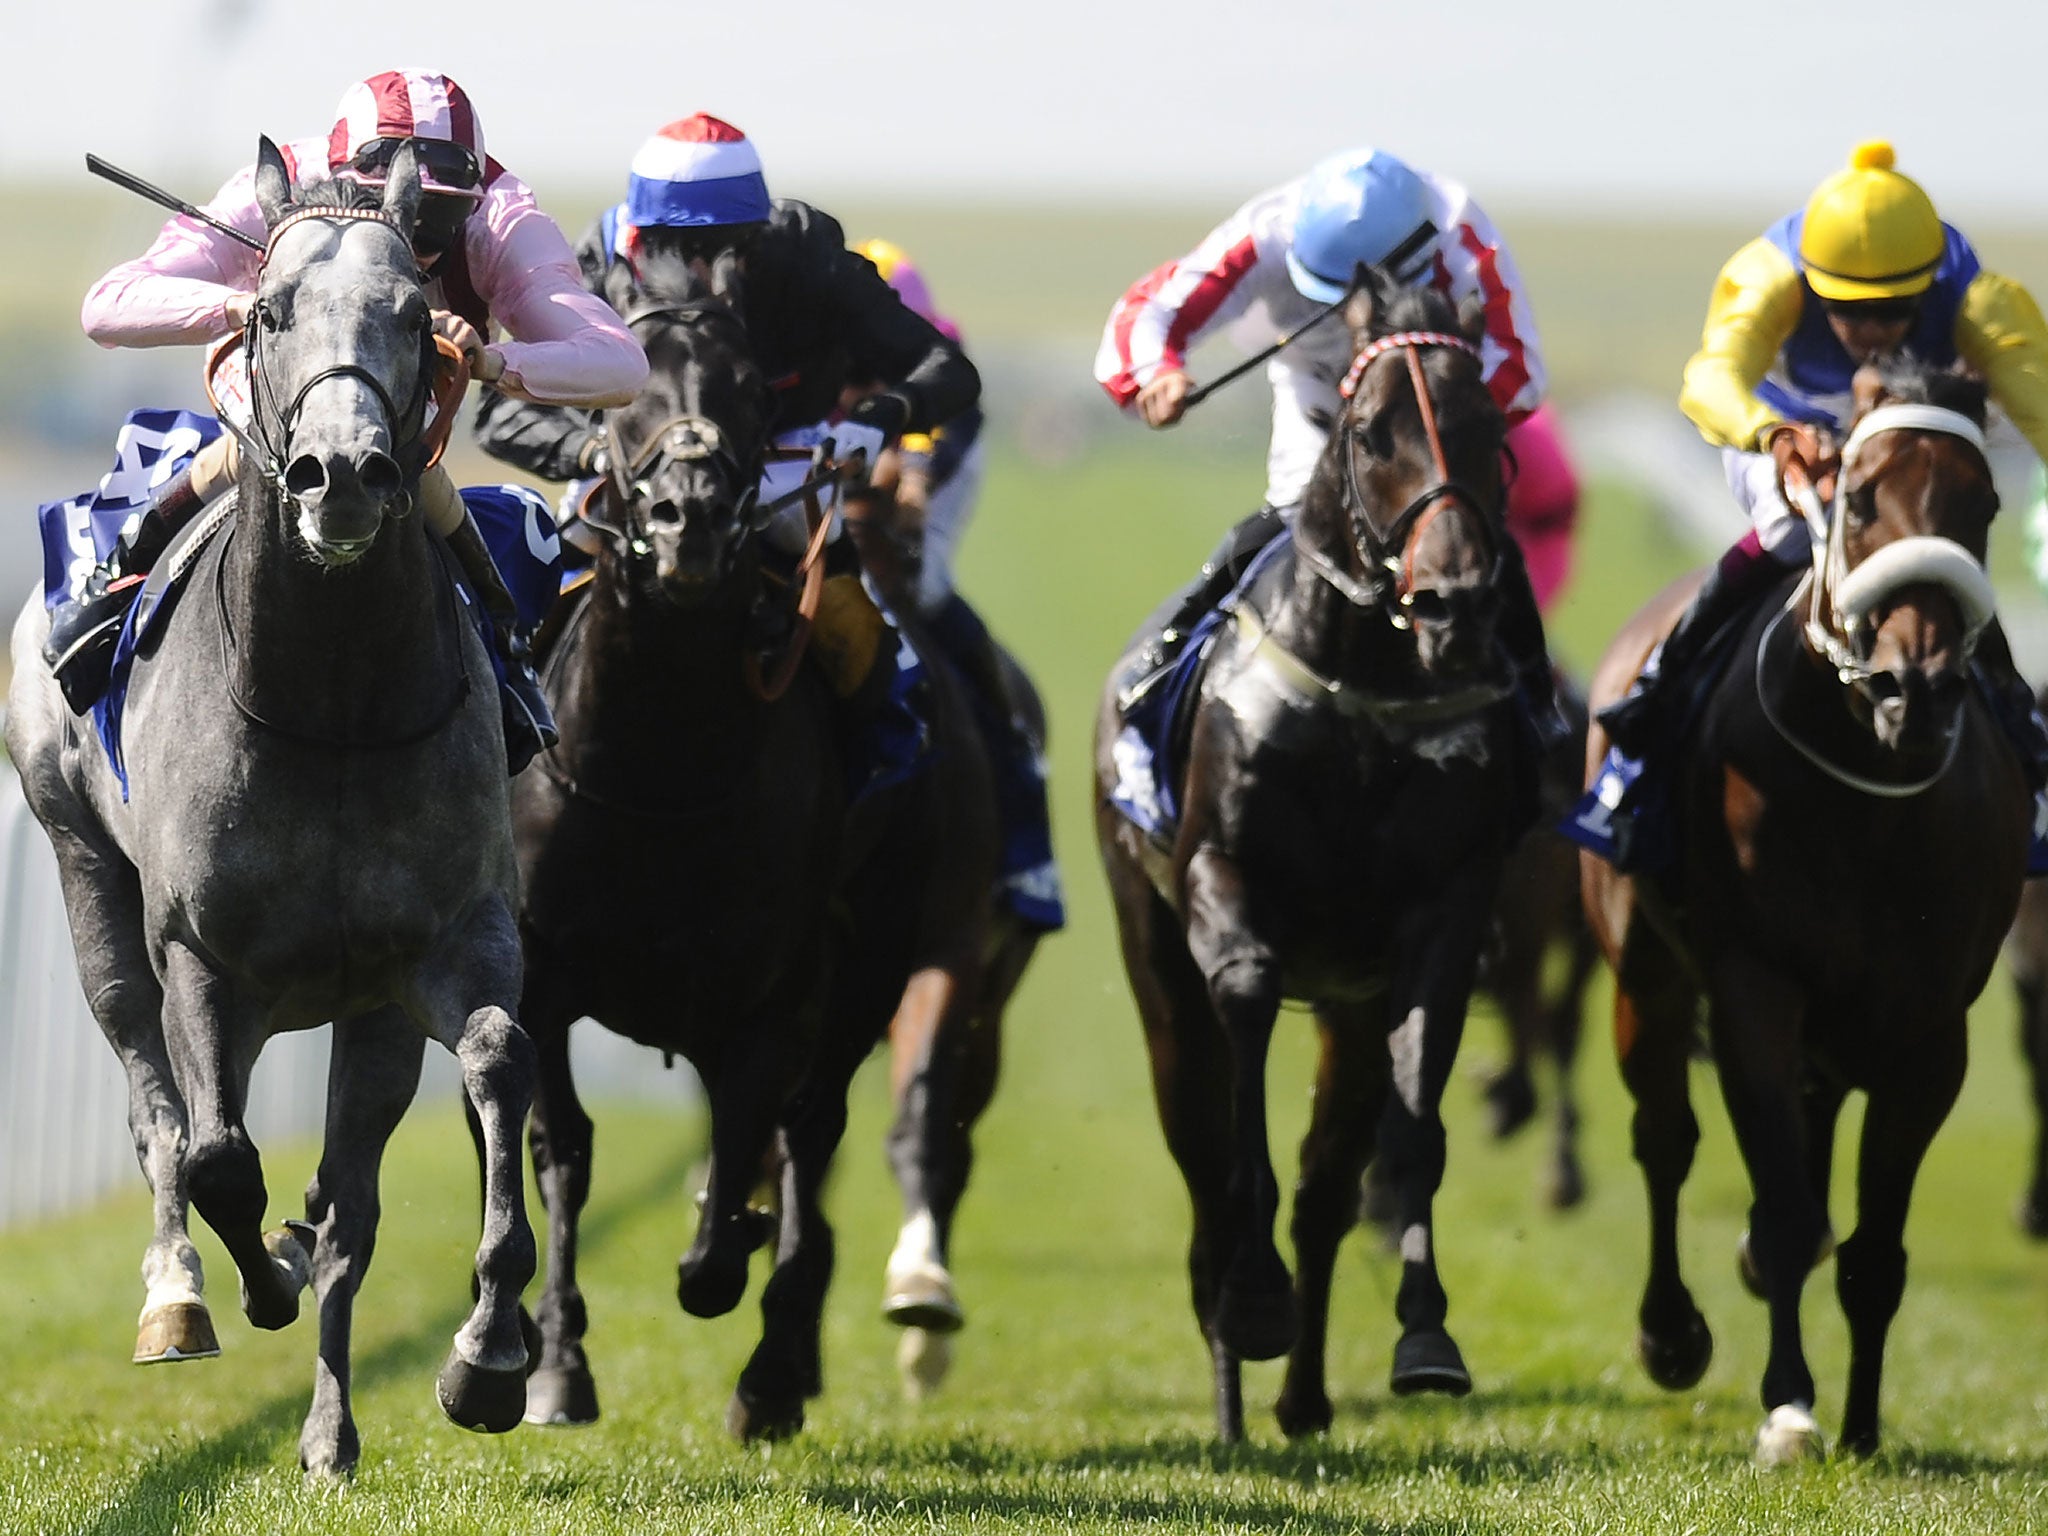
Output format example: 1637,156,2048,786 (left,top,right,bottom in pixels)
1496,533,1567,749
1972,618,2048,793
1119,505,1288,707
443,509,558,775
44,466,206,714
1598,534,1786,760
